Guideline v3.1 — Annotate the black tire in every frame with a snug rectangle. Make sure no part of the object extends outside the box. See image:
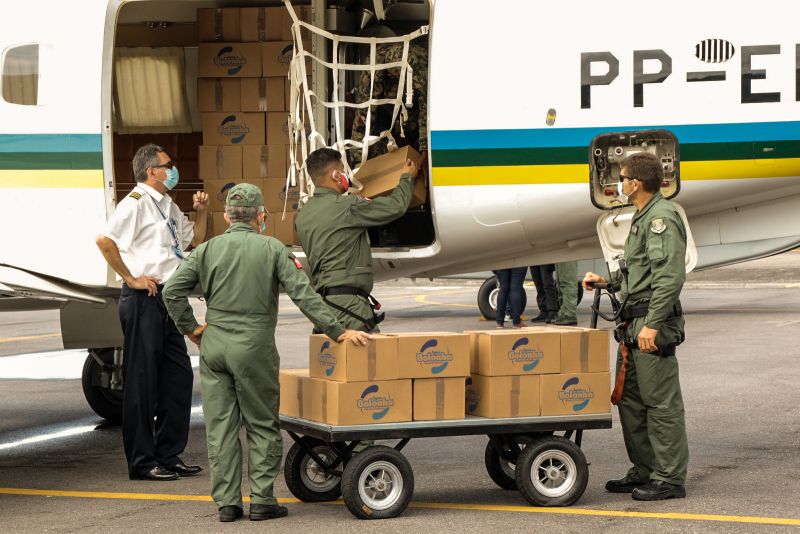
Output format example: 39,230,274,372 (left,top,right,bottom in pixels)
484,441,519,490
515,436,589,506
283,438,343,502
341,445,414,519
478,277,529,321
81,349,123,423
